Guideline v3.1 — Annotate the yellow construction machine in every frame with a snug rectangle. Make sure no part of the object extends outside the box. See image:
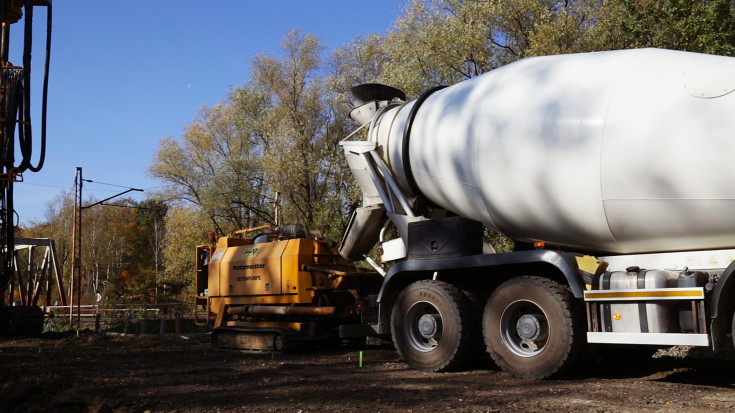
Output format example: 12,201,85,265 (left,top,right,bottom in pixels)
194,224,383,352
